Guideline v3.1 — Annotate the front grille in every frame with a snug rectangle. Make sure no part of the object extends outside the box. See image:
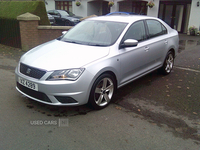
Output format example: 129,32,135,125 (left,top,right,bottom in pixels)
17,82,51,103
20,63,46,79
